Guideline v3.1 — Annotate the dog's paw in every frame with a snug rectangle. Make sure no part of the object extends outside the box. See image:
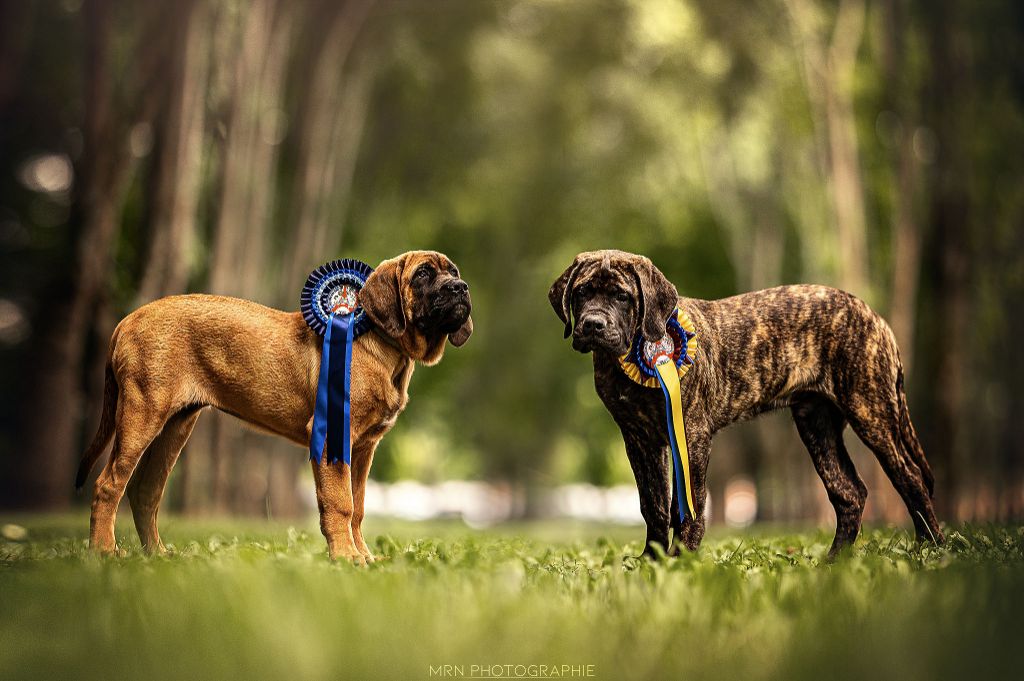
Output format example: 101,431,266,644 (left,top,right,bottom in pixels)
95,547,128,558
142,542,170,557
89,541,126,558
330,549,369,565
641,542,669,561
